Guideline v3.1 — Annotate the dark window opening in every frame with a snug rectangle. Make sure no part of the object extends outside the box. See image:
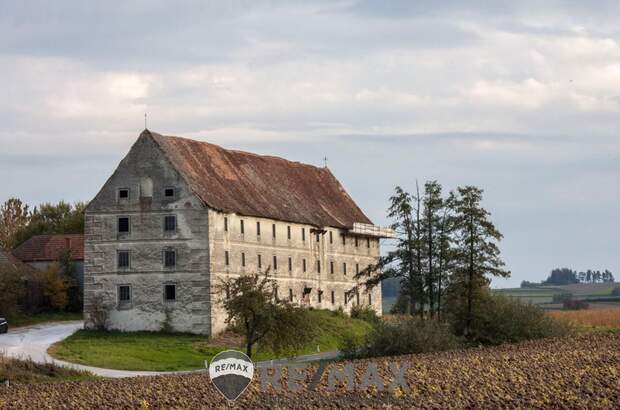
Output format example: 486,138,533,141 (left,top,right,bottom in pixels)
303,259,306,272
118,189,129,199
287,226,291,239
302,228,305,241
317,260,321,273
118,251,130,269
240,220,244,234
316,233,320,242
224,217,228,232
164,249,176,268
356,263,359,275
273,255,278,270
225,251,229,266
367,238,370,248
258,254,262,269
329,231,333,244
330,261,334,274
331,290,335,304
344,292,348,305
342,234,346,245
343,262,347,275
356,292,360,305
256,221,261,236
369,293,372,305
119,285,131,303
288,257,292,272
272,224,276,238
355,237,359,247
164,188,175,198
164,284,176,301
118,217,130,233
289,288,293,301
318,290,323,303
164,215,176,232
241,252,246,267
